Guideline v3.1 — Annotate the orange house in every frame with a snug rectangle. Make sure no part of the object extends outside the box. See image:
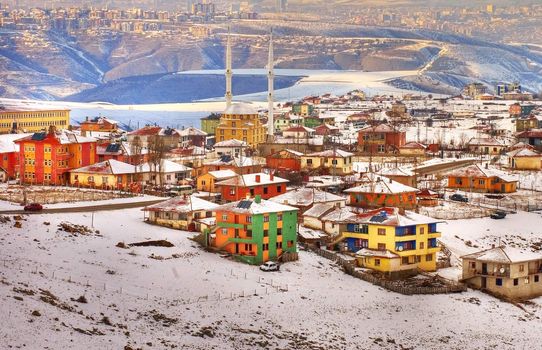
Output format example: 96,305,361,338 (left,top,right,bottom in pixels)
344,173,418,209
447,164,518,193
266,149,303,172
15,126,97,185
